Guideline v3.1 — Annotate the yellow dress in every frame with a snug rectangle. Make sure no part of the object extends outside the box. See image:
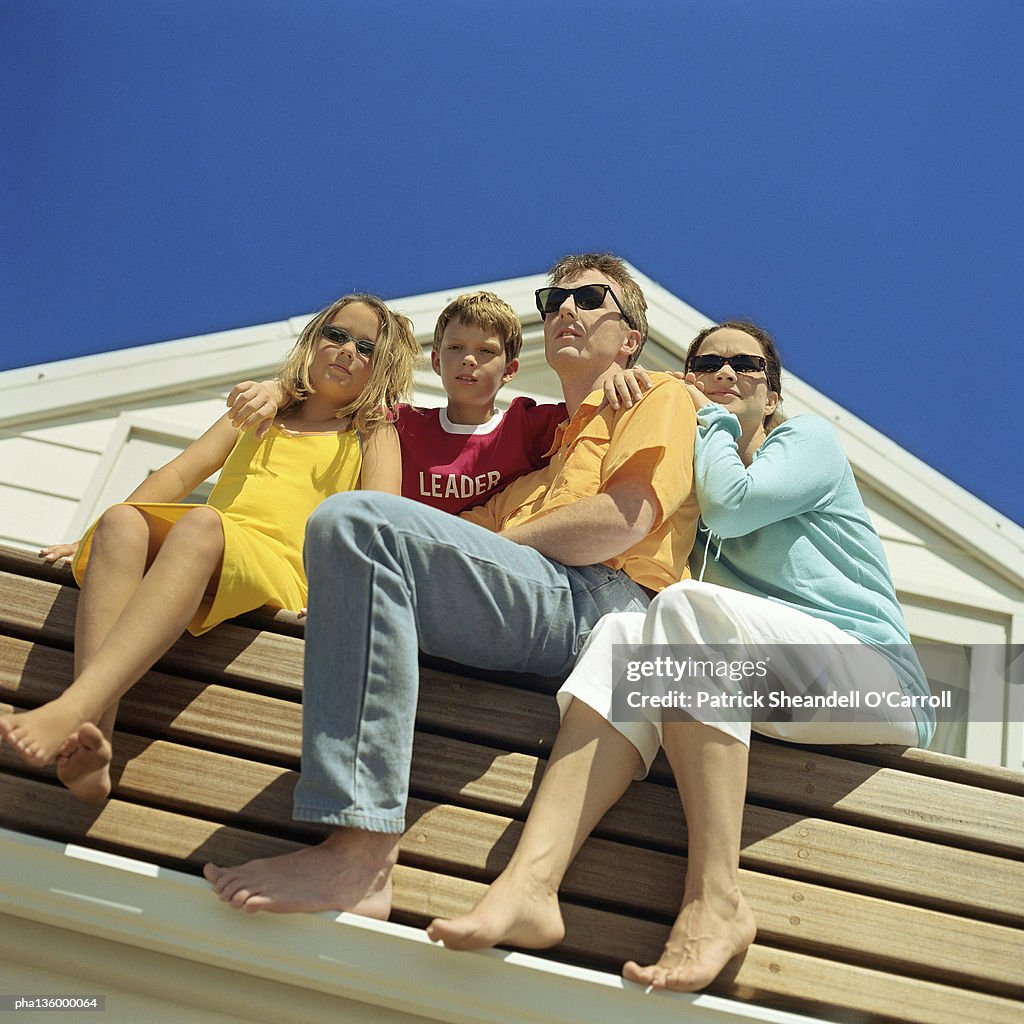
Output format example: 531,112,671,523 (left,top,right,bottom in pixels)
72,426,362,635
